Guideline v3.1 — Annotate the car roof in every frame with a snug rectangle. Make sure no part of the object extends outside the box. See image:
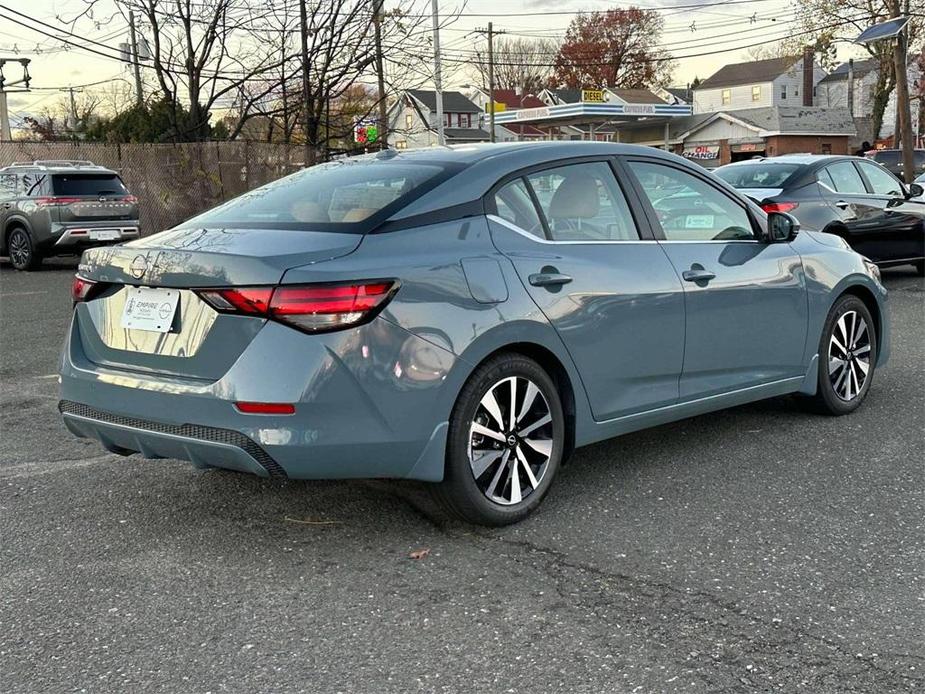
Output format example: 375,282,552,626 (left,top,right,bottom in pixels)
0,160,118,175
718,154,857,168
